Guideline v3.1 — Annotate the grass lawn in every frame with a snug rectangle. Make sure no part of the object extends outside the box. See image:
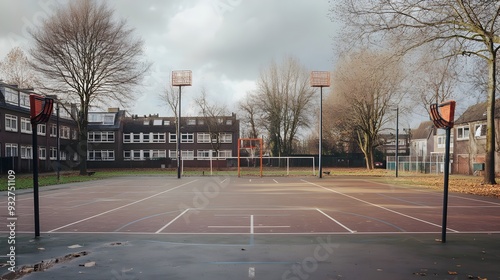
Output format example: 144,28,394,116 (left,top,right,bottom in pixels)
1,168,499,198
